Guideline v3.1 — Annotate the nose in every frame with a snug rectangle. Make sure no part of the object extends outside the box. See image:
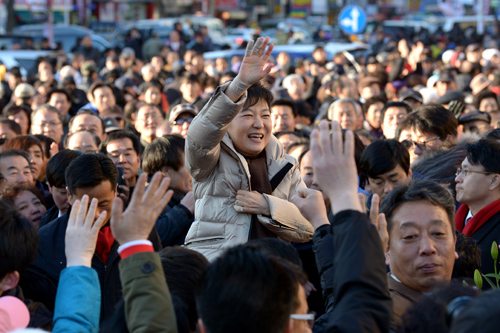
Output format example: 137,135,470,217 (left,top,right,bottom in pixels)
253,115,263,128
383,182,394,196
419,234,437,256
117,152,127,163
18,173,30,185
